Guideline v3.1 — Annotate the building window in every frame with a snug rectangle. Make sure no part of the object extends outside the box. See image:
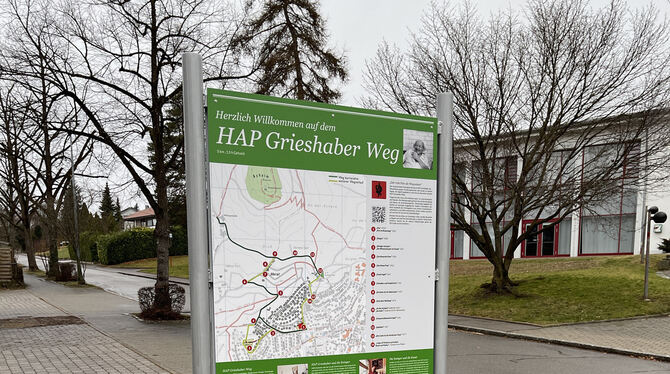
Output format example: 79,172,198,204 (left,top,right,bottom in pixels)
469,157,516,258
451,230,464,259
579,144,638,255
